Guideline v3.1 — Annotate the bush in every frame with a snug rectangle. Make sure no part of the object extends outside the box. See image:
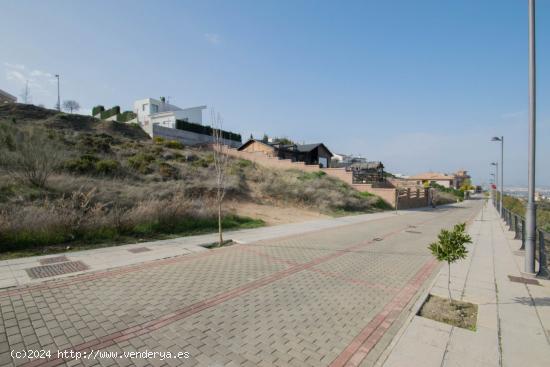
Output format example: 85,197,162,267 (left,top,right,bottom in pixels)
95,159,120,175
0,125,64,187
64,154,99,173
92,105,105,116
164,140,184,149
99,106,120,120
128,152,156,174
117,111,136,122
153,136,165,145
